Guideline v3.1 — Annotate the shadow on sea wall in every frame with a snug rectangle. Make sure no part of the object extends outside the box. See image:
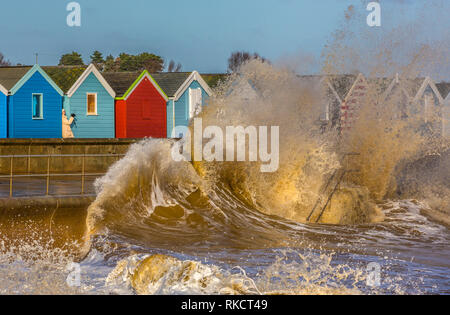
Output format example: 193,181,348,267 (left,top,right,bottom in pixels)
395,148,450,226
